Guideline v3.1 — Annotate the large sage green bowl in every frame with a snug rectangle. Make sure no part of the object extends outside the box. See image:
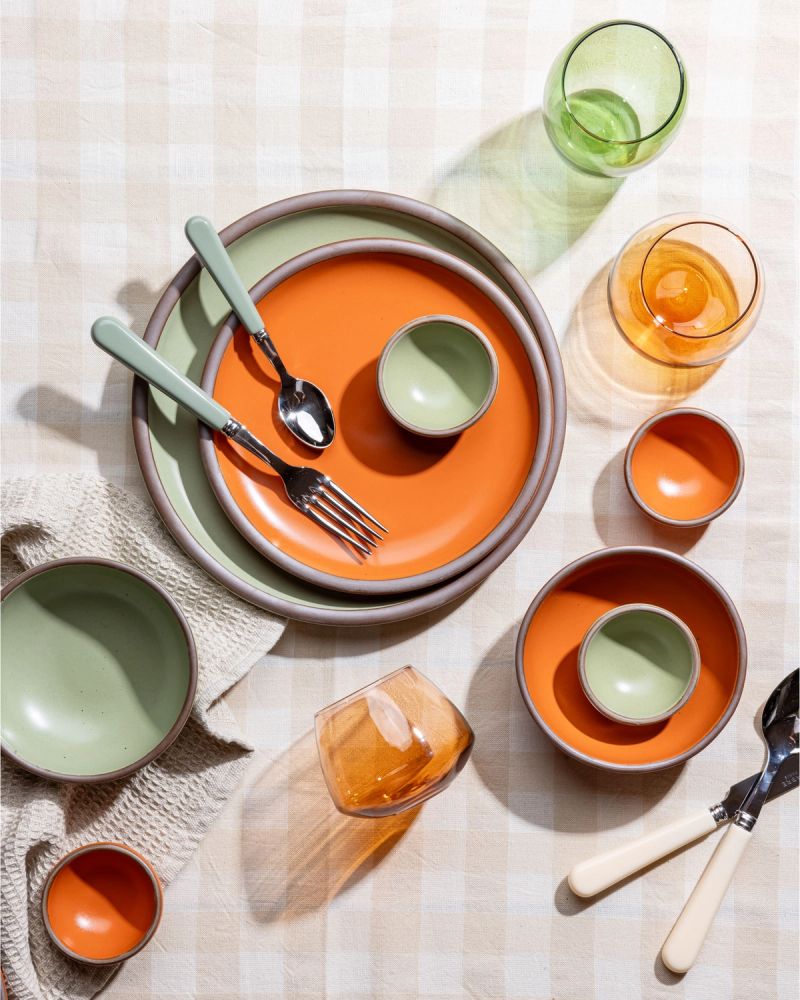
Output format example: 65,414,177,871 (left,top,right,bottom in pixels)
377,314,499,437
1,558,197,783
